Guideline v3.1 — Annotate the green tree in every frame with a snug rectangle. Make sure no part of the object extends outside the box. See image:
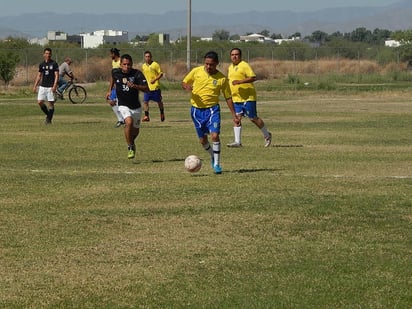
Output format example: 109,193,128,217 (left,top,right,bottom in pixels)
0,51,20,87
212,29,230,41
